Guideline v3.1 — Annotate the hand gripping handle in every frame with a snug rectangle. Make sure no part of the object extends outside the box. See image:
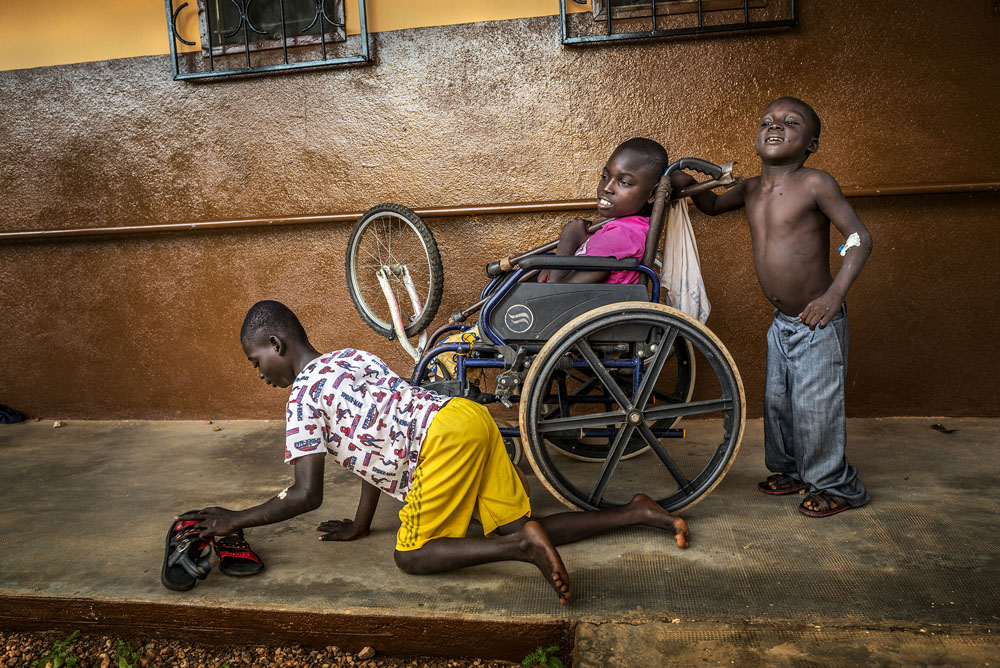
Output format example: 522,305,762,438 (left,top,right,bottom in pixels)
666,157,724,179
